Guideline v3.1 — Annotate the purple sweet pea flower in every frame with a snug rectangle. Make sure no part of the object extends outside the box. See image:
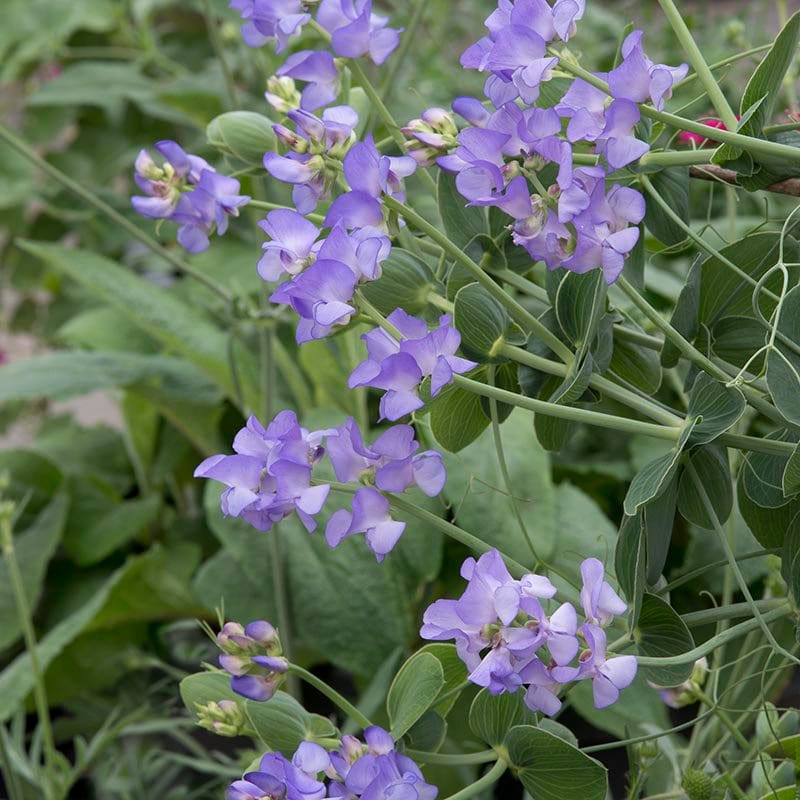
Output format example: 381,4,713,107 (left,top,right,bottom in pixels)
328,728,437,800
194,412,332,533
245,747,328,800
169,171,250,253
519,657,563,716
264,152,327,214
607,30,688,111
317,0,403,65
557,75,610,142
257,209,321,281
270,259,357,342
326,486,407,562
323,190,385,230
594,99,650,169
131,140,211,219
215,618,288,702
522,599,579,666
277,50,340,111
229,0,310,51
553,623,638,708
326,418,447,497
453,96,491,128
344,134,417,201
579,557,627,626
349,310,477,420
317,222,391,282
